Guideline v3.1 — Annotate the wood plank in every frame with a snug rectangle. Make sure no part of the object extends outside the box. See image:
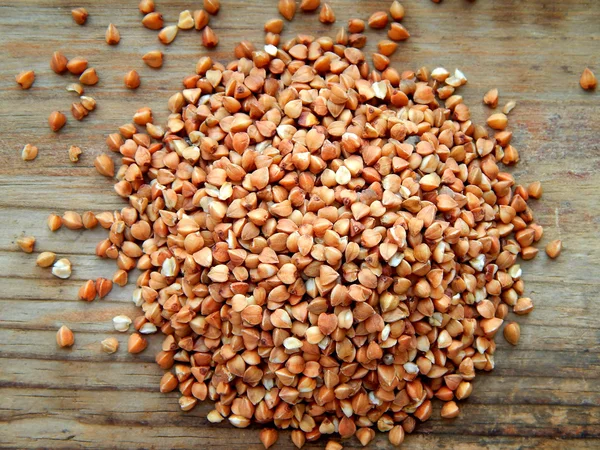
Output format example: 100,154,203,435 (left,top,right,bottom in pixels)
1,388,599,437
2,417,597,449
1,359,598,406
1,0,599,448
